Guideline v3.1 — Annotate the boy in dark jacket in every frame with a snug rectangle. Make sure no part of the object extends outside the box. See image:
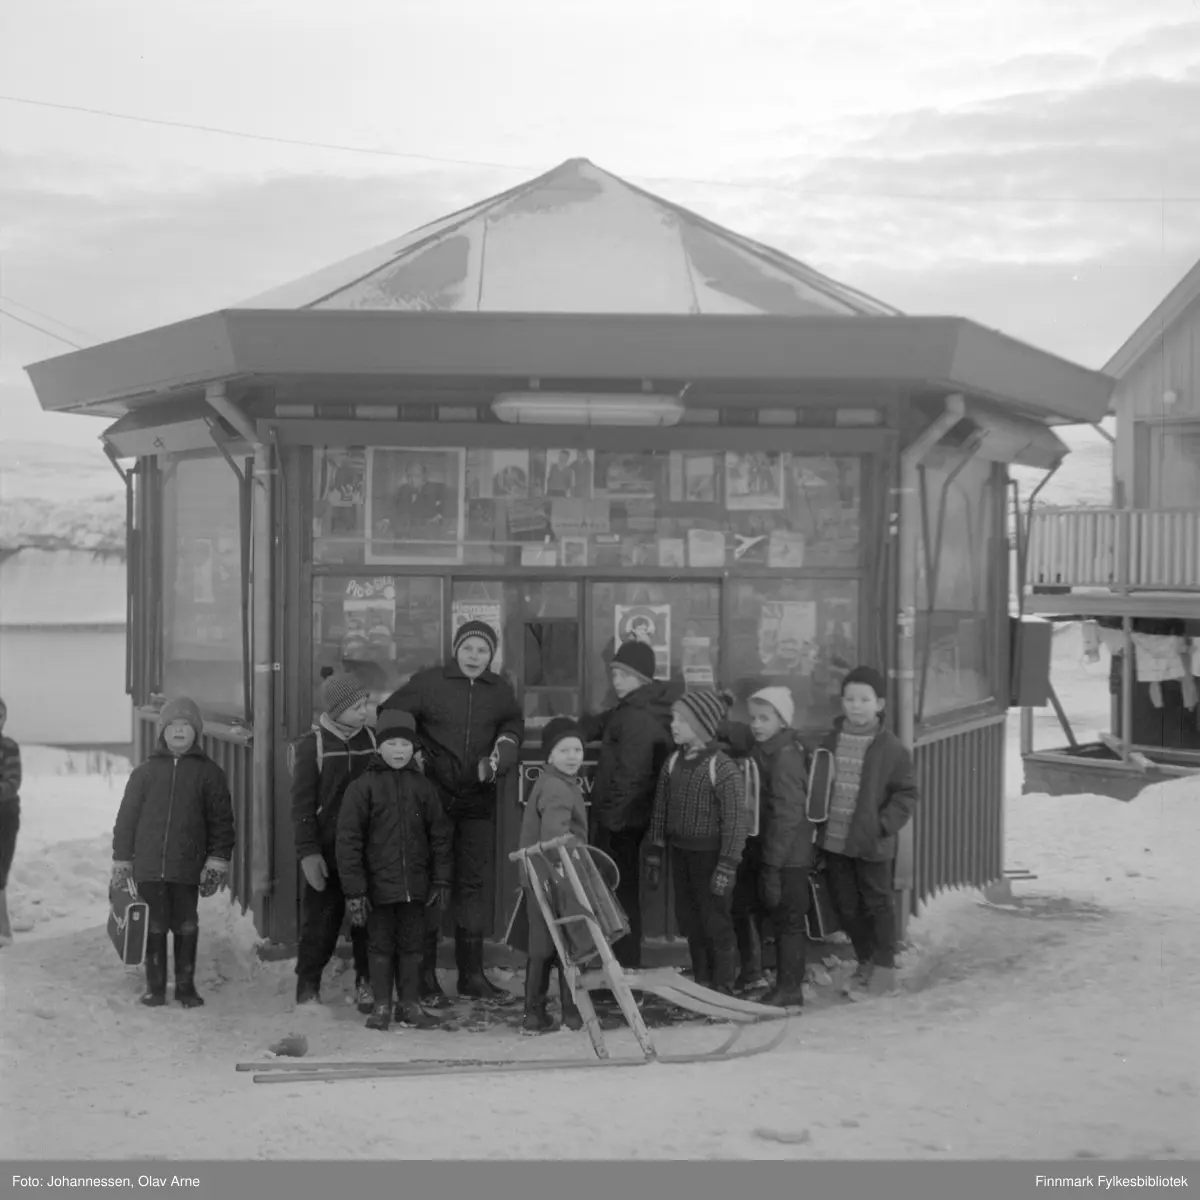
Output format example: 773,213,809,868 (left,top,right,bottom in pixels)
517,718,589,1034
645,690,749,994
289,671,378,1009
817,666,918,997
747,687,812,1009
0,698,20,947
111,697,235,1007
578,639,675,970
337,709,454,1032
379,619,523,1005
